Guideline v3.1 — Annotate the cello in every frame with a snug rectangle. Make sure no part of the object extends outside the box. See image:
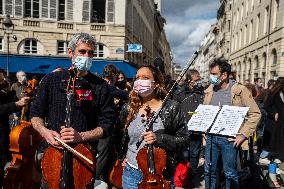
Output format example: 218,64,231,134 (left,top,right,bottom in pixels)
136,106,170,189
4,79,43,189
40,69,96,189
